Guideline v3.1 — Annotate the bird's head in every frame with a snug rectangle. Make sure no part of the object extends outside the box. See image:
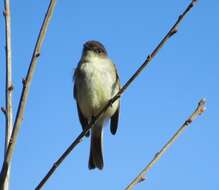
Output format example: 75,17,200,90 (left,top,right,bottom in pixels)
82,40,108,58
